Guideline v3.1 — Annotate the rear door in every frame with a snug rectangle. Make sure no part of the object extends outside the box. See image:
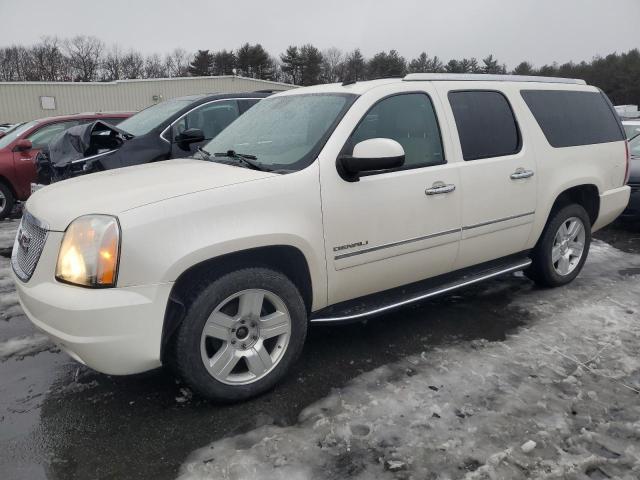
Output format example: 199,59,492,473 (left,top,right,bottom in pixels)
437,85,537,269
